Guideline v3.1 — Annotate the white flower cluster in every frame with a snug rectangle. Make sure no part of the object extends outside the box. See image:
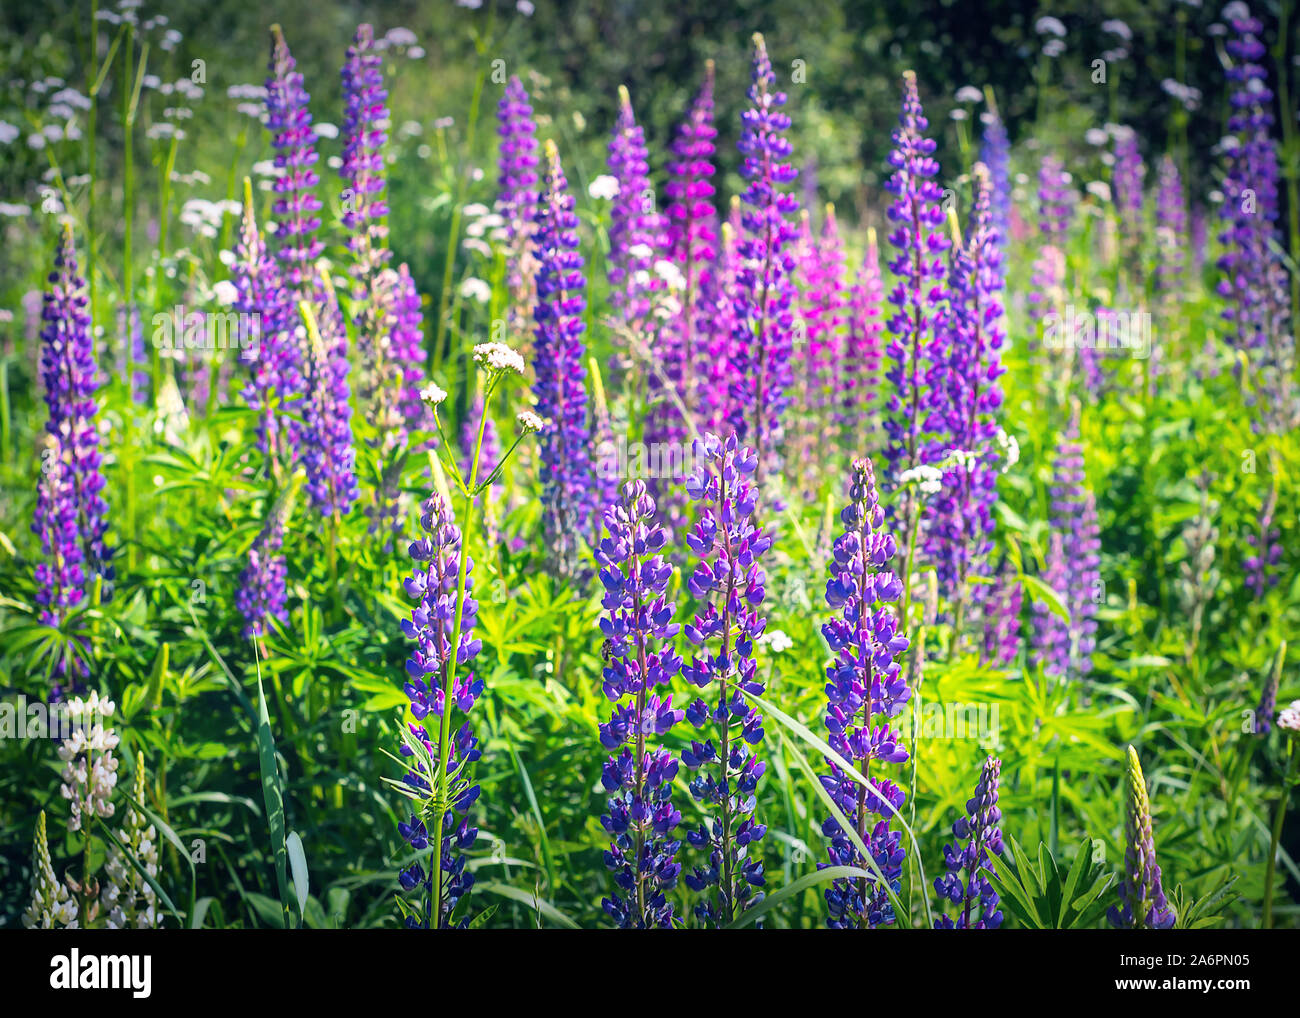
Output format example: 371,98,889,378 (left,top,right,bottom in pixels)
473,341,526,377
757,629,794,654
899,464,943,496
58,692,120,833
517,410,545,434
420,383,448,407
995,428,1020,472
1278,699,1300,734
